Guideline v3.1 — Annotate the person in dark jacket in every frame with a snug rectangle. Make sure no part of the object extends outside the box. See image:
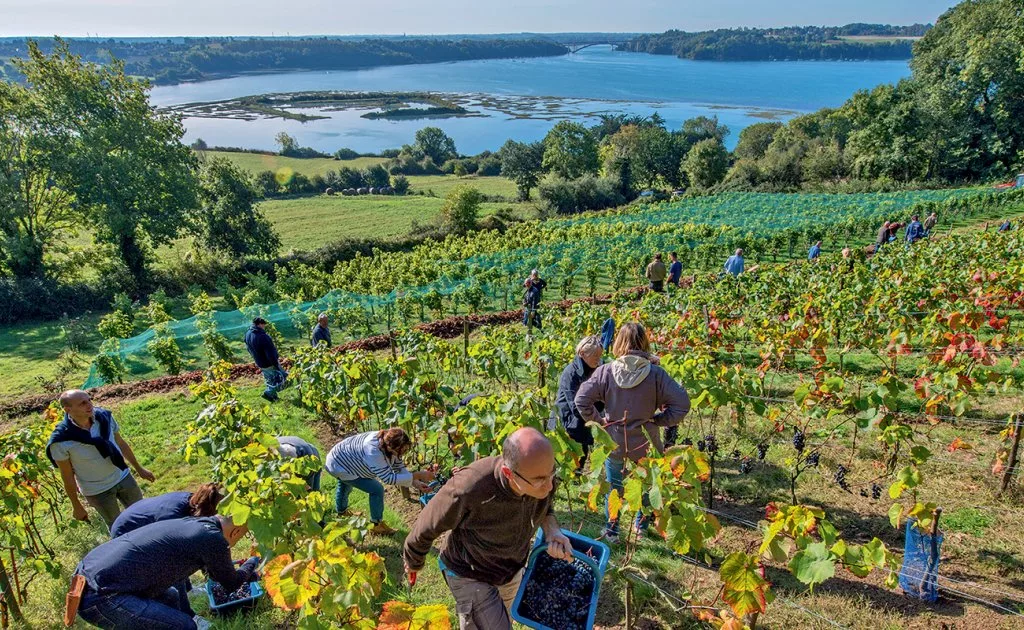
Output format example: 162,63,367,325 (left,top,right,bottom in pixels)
107,484,224,621
310,312,332,348
244,317,286,402
999,219,1012,232
575,322,691,542
875,221,890,249
522,277,544,330
403,428,572,630
905,215,925,244
667,251,683,287
74,515,258,629
550,336,603,471
110,484,223,538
